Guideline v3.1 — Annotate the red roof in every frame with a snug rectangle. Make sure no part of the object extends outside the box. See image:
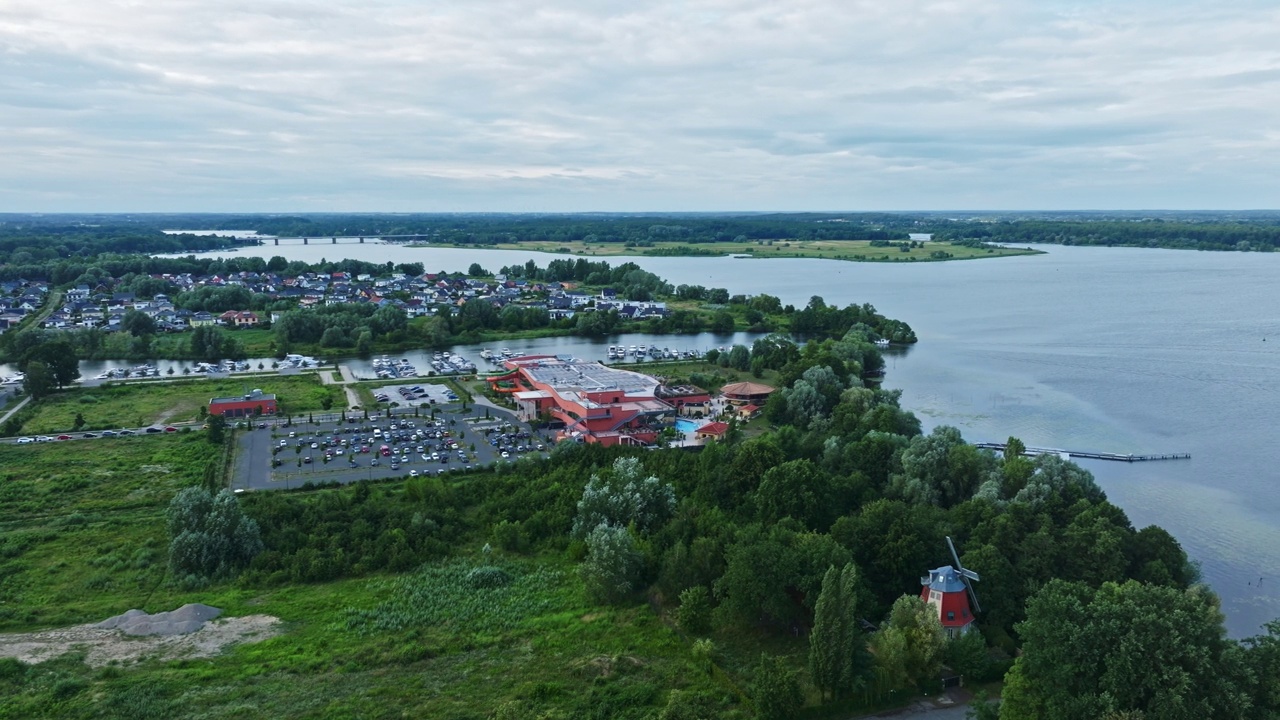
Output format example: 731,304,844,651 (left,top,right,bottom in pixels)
740,404,761,414
697,421,730,437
